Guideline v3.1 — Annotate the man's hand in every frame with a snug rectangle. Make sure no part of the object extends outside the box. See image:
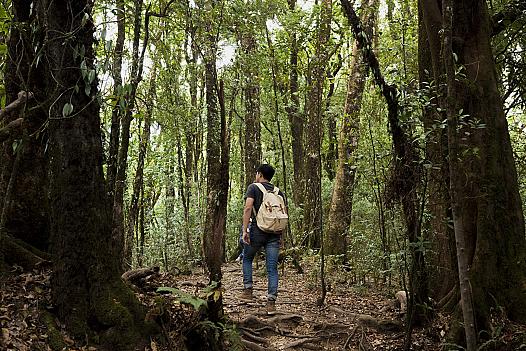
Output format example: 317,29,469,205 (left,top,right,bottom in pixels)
243,230,250,245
